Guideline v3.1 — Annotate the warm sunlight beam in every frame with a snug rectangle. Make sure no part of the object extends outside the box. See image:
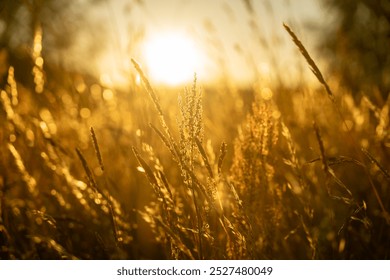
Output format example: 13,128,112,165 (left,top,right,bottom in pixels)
143,32,204,85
